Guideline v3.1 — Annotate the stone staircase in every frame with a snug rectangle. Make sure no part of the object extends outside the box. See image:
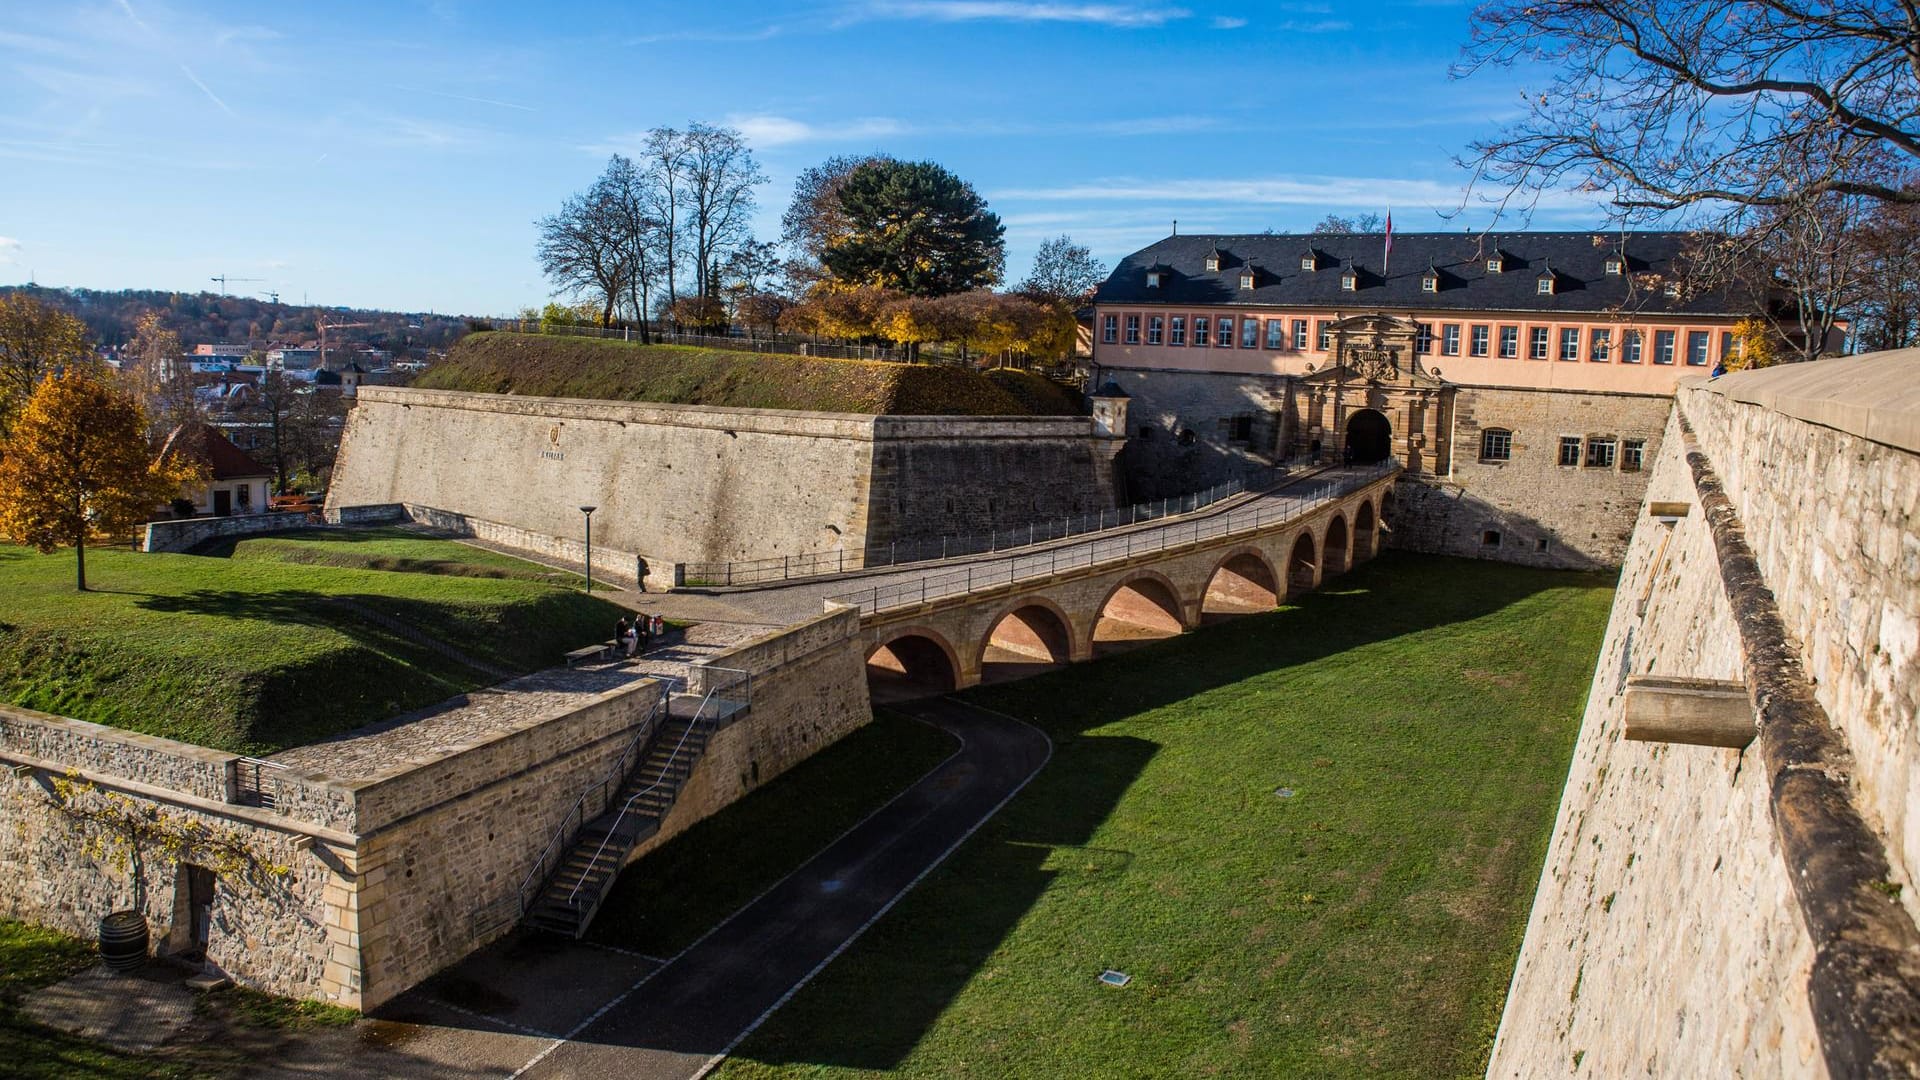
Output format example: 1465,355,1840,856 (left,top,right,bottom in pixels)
522,676,751,939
